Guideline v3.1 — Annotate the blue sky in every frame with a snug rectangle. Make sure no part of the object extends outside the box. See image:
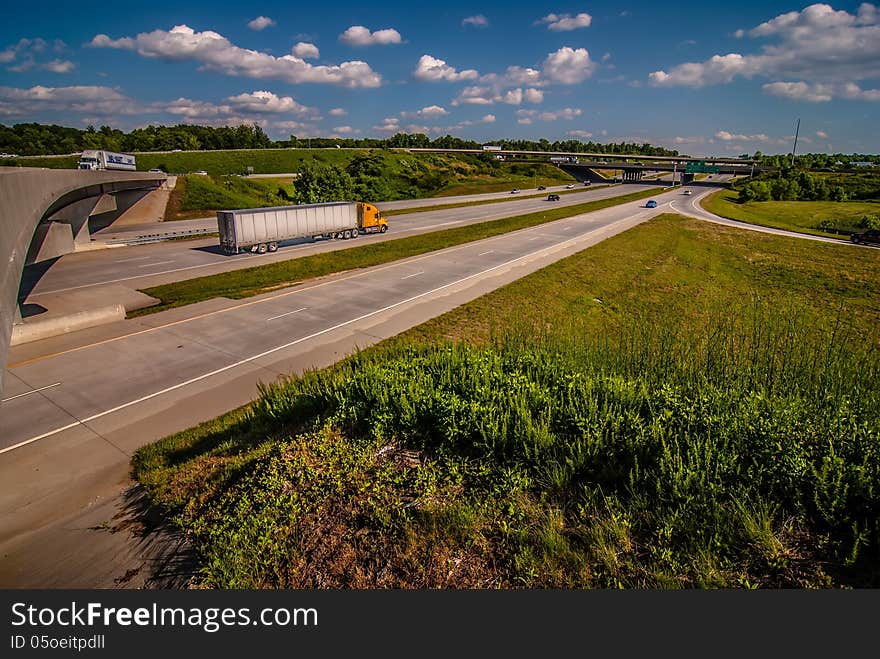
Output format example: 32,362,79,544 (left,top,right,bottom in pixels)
1,1,878,155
